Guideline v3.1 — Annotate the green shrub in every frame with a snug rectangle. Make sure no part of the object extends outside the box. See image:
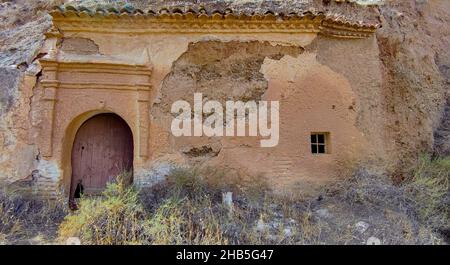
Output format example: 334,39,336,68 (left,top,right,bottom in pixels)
58,175,150,245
